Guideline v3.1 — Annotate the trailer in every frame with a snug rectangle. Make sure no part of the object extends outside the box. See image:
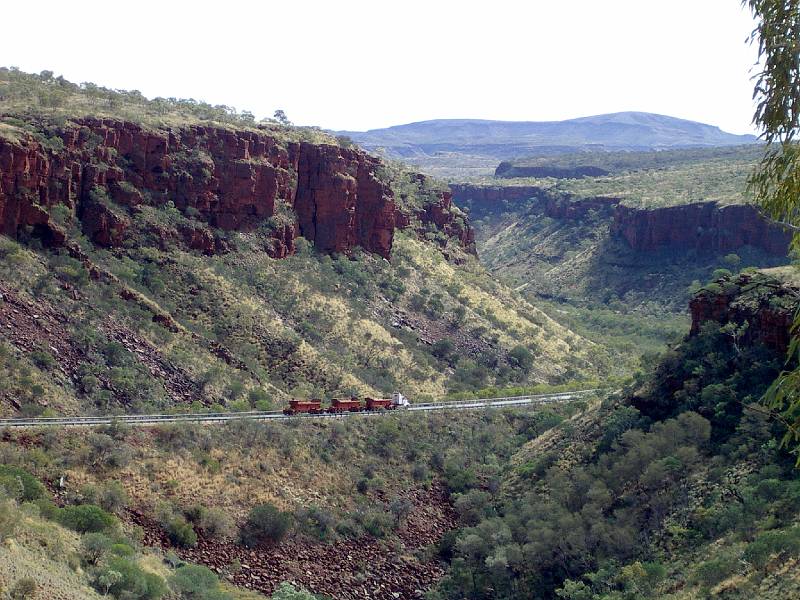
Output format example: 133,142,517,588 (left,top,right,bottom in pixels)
365,397,392,410
328,397,362,413
283,399,323,415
